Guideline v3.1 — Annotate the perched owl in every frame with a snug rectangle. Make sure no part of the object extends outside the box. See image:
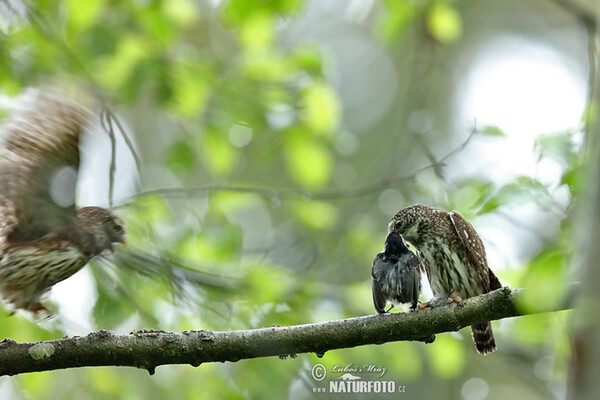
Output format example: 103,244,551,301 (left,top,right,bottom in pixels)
371,231,421,313
0,90,125,313
389,204,502,355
